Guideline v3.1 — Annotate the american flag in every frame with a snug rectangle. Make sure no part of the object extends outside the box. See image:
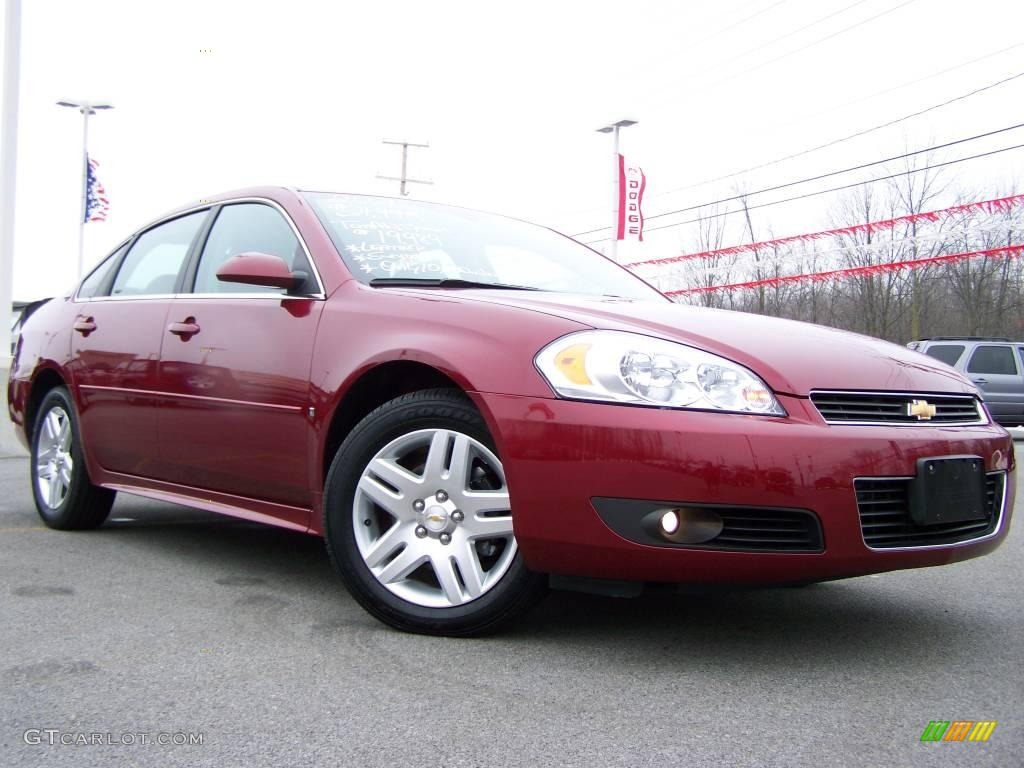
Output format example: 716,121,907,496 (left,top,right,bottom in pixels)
84,156,110,223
